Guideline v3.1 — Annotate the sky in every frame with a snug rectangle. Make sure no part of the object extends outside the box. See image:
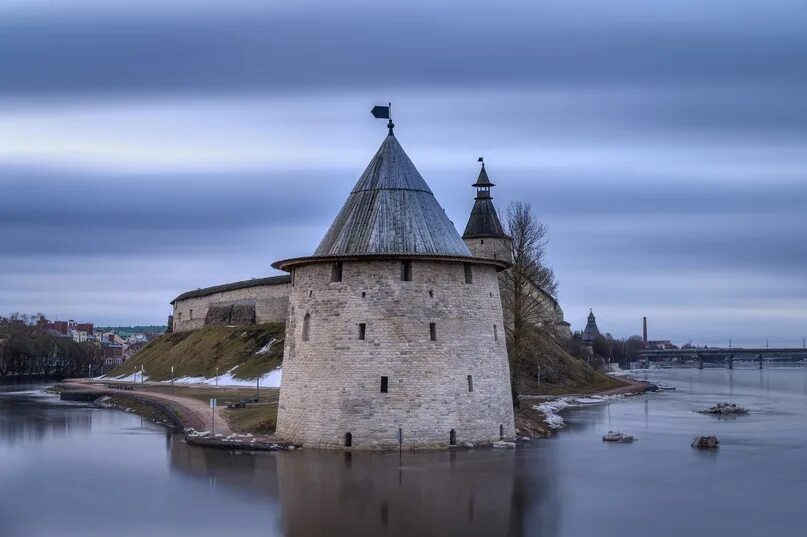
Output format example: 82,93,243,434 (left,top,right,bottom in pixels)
1,0,805,346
